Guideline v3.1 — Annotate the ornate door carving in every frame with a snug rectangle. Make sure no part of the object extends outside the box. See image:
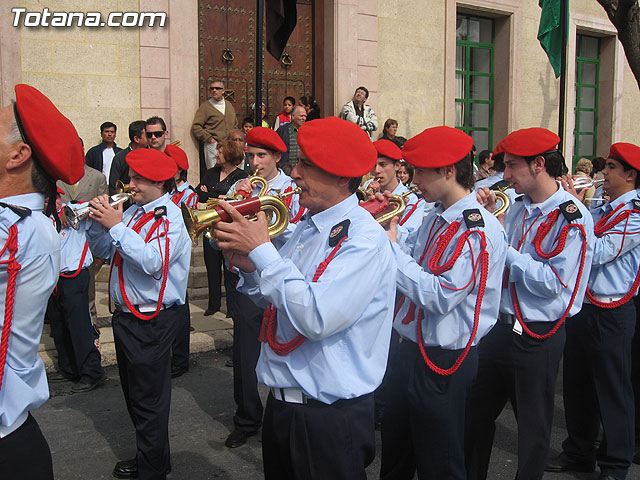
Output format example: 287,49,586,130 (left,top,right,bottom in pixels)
198,0,314,127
